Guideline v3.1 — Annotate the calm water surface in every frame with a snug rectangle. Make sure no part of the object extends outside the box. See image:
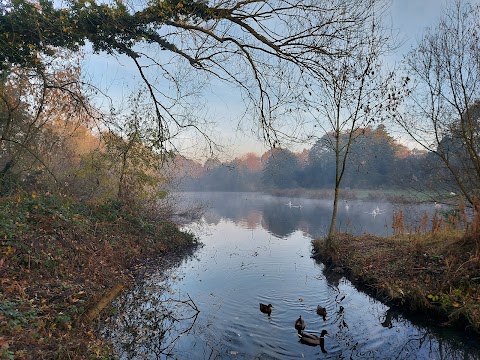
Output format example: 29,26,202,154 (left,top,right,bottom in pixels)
103,192,480,359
